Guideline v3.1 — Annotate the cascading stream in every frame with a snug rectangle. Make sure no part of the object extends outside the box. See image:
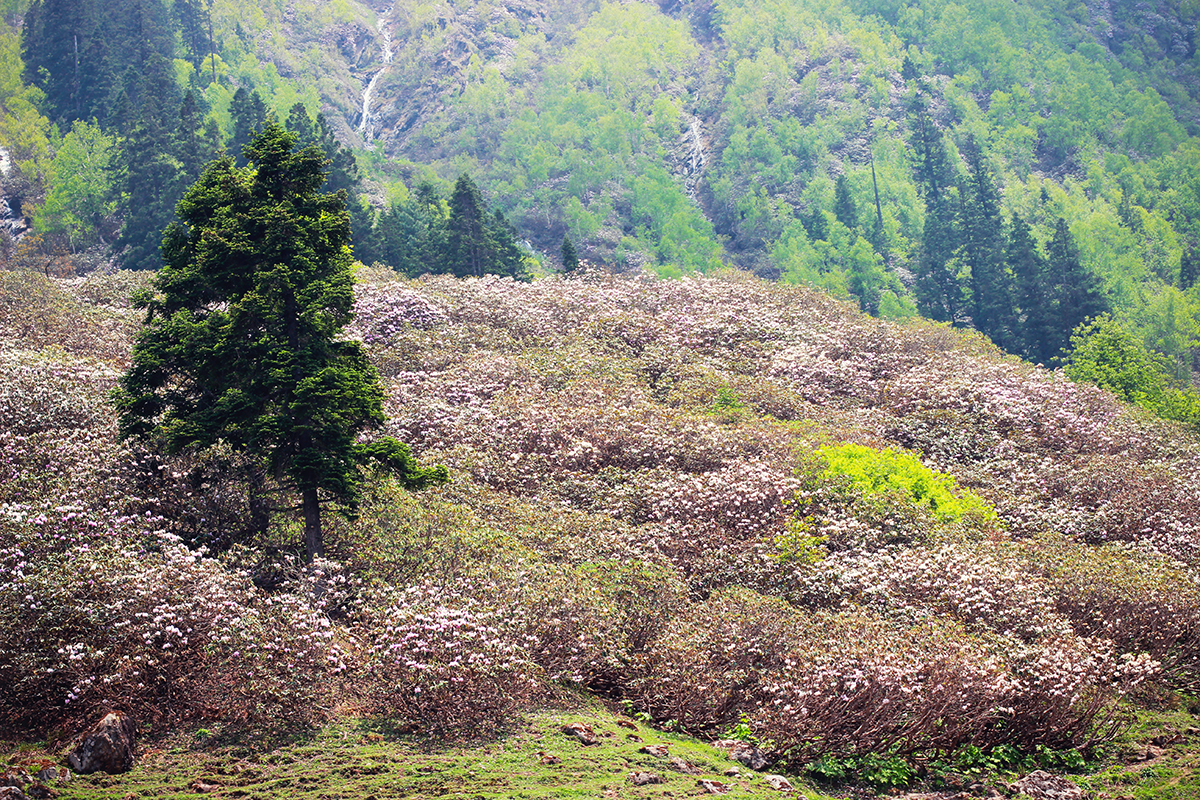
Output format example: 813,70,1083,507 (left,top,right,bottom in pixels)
358,13,395,141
